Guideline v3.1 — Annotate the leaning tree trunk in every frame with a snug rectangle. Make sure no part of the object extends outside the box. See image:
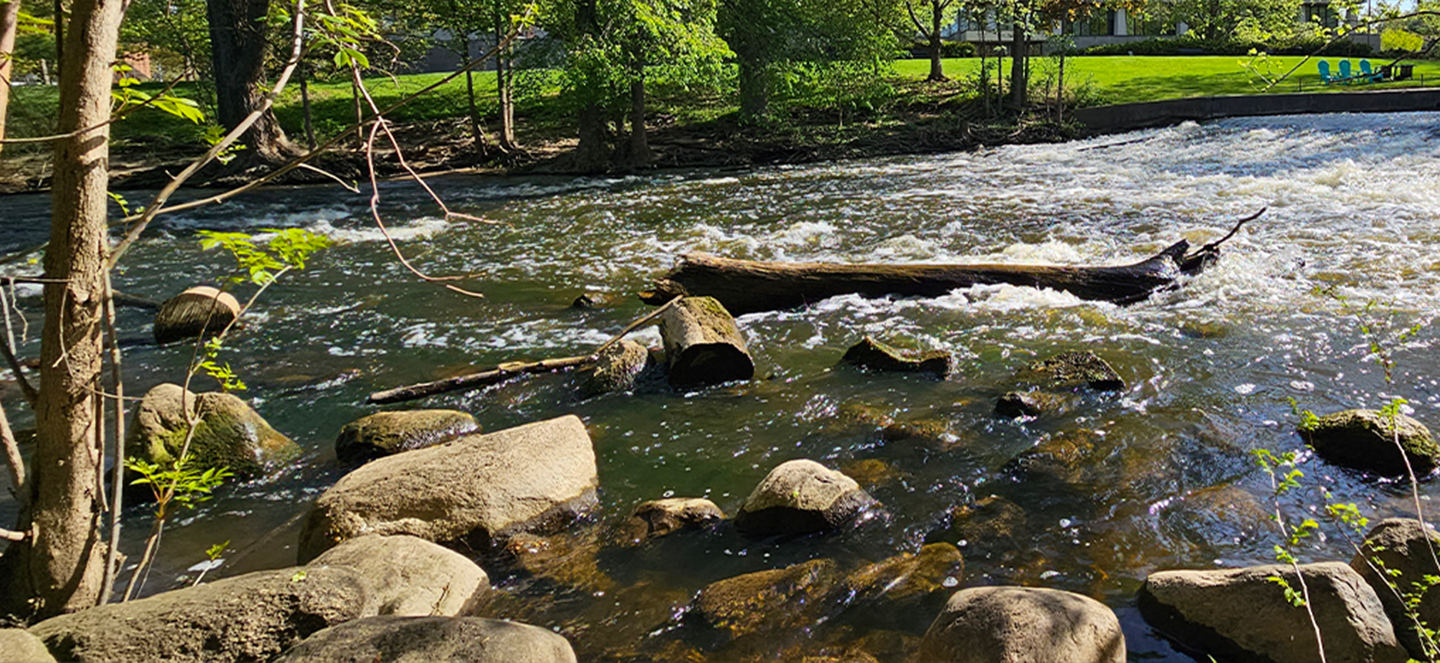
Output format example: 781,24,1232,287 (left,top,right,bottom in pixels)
641,211,1263,315
0,0,20,157
0,0,121,621
206,0,295,165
